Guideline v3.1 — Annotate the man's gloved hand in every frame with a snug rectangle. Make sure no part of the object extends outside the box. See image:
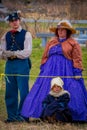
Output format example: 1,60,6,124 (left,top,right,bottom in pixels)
2,51,17,59
3,51,14,57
